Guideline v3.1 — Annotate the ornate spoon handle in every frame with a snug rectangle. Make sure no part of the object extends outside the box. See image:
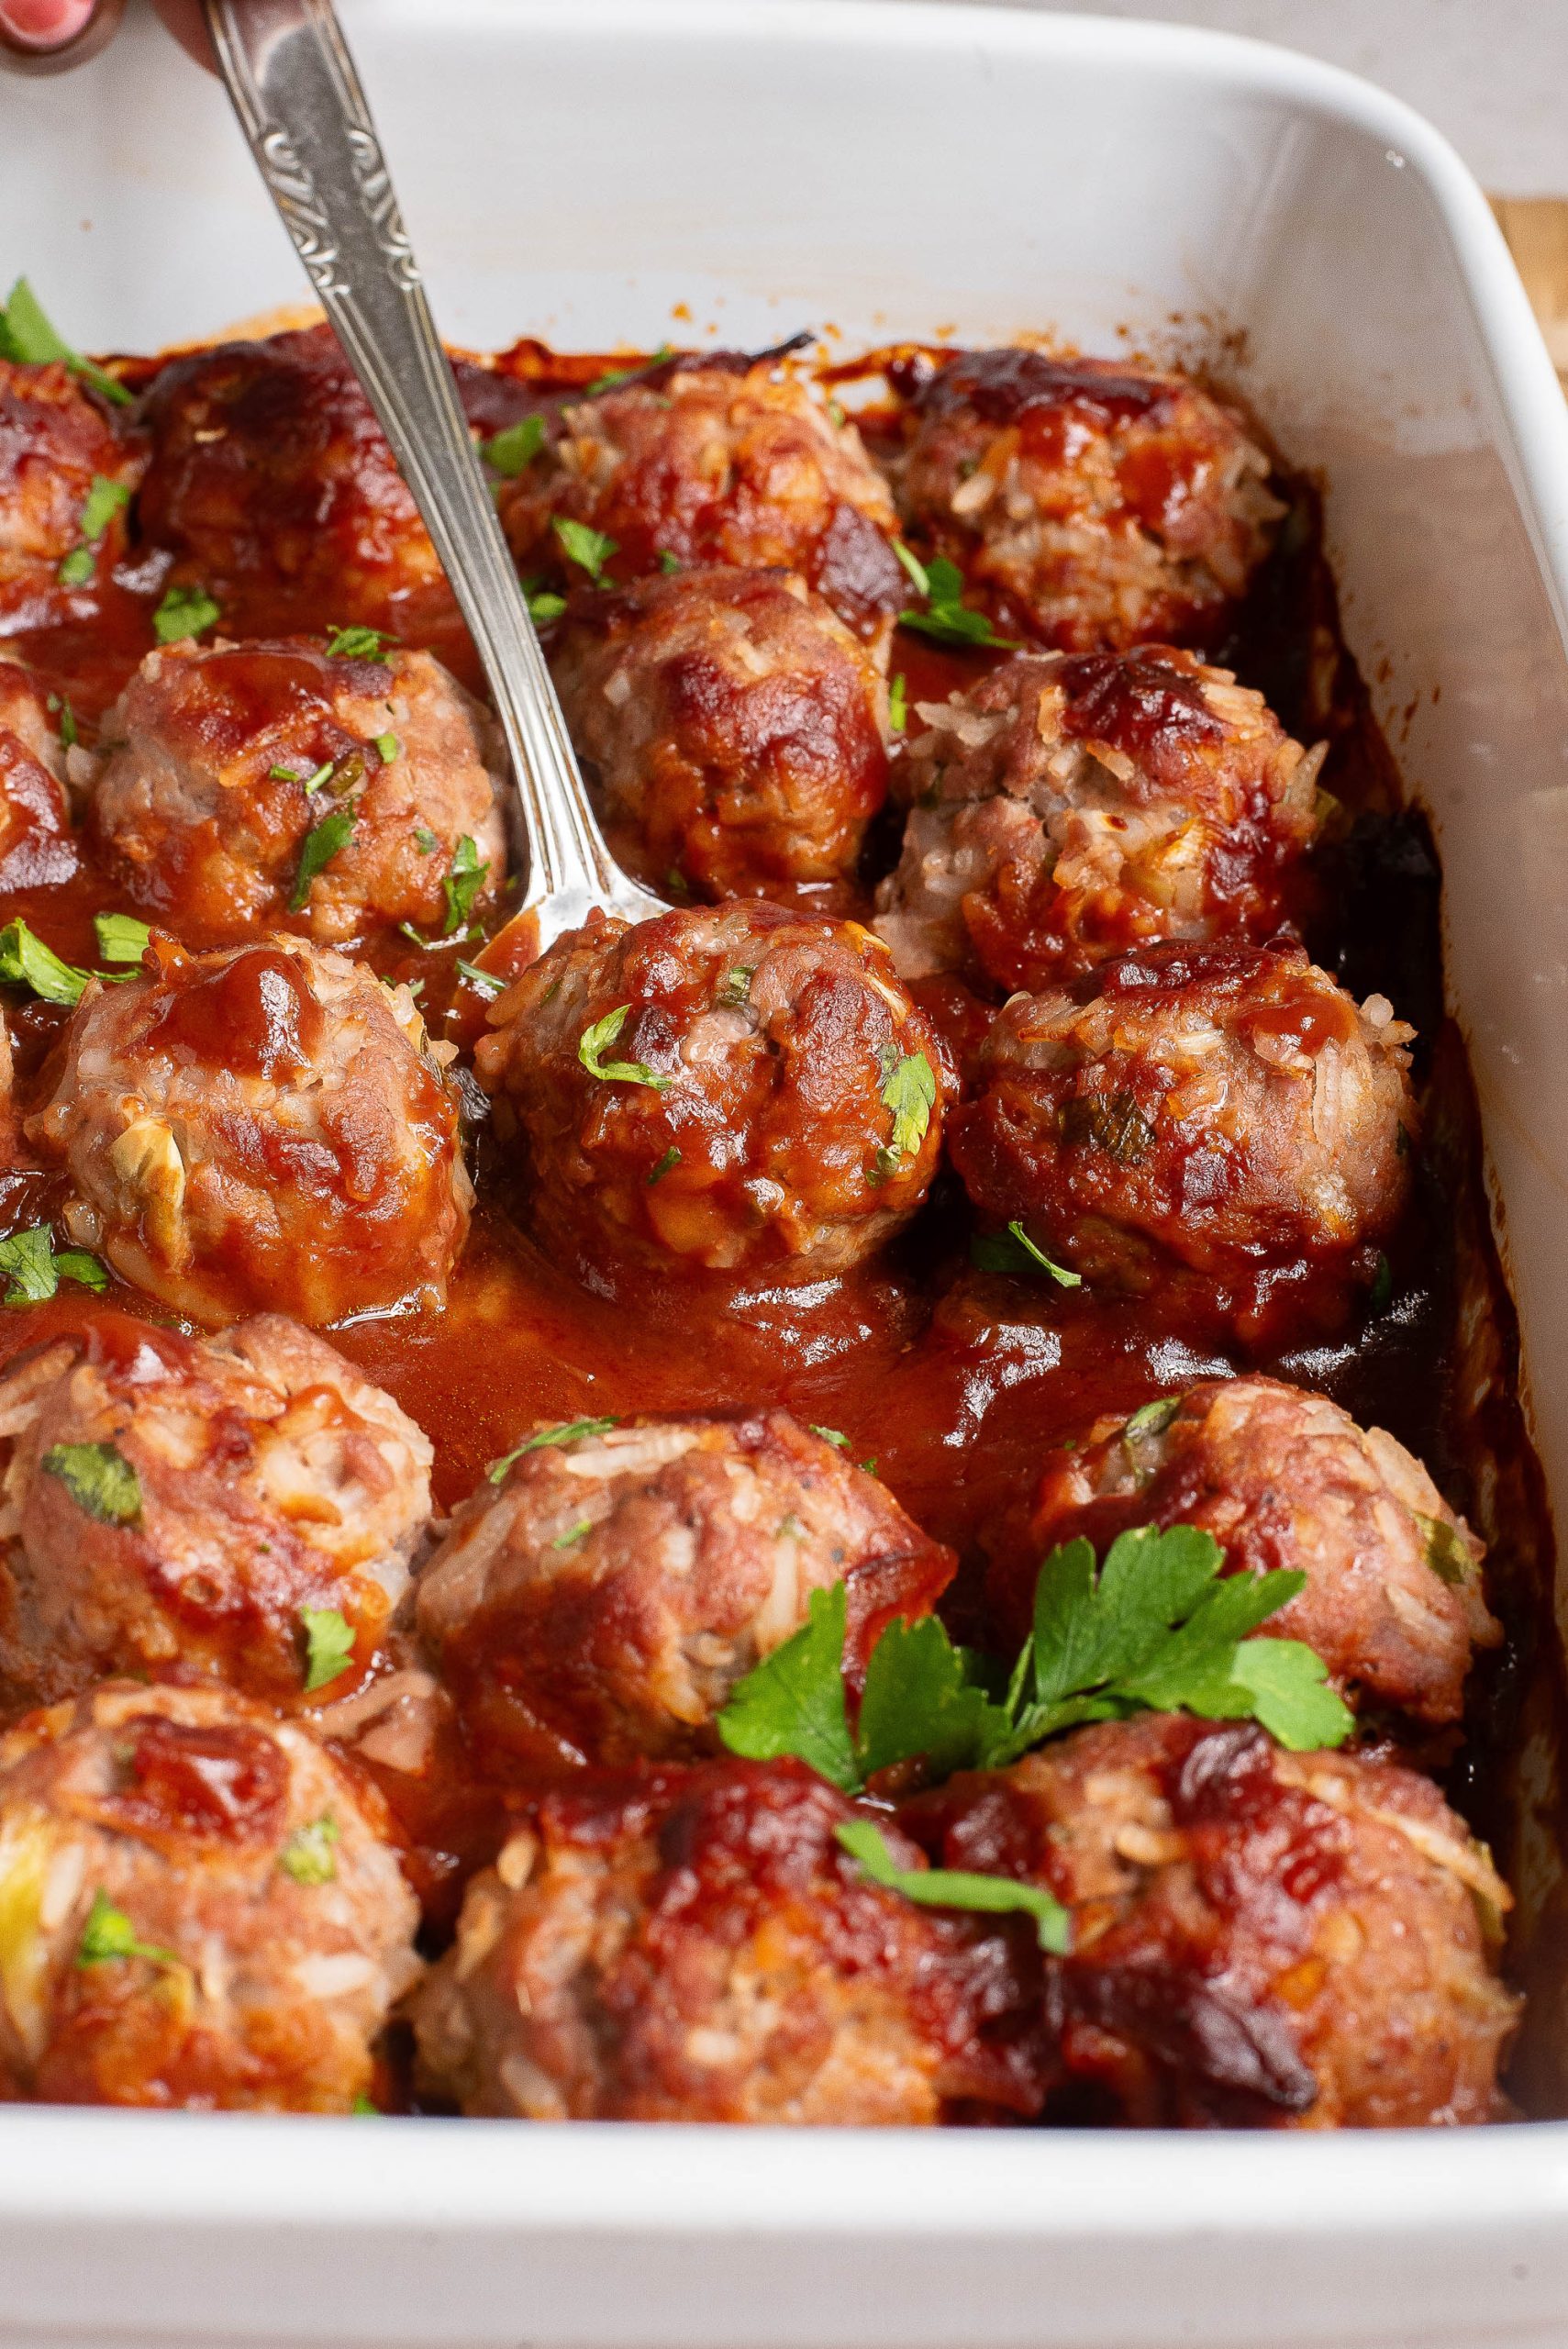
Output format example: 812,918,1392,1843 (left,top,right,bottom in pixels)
204,0,666,937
